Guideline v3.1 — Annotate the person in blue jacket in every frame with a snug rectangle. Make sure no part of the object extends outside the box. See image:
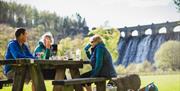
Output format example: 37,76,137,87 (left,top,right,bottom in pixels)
3,28,34,89
81,35,117,91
